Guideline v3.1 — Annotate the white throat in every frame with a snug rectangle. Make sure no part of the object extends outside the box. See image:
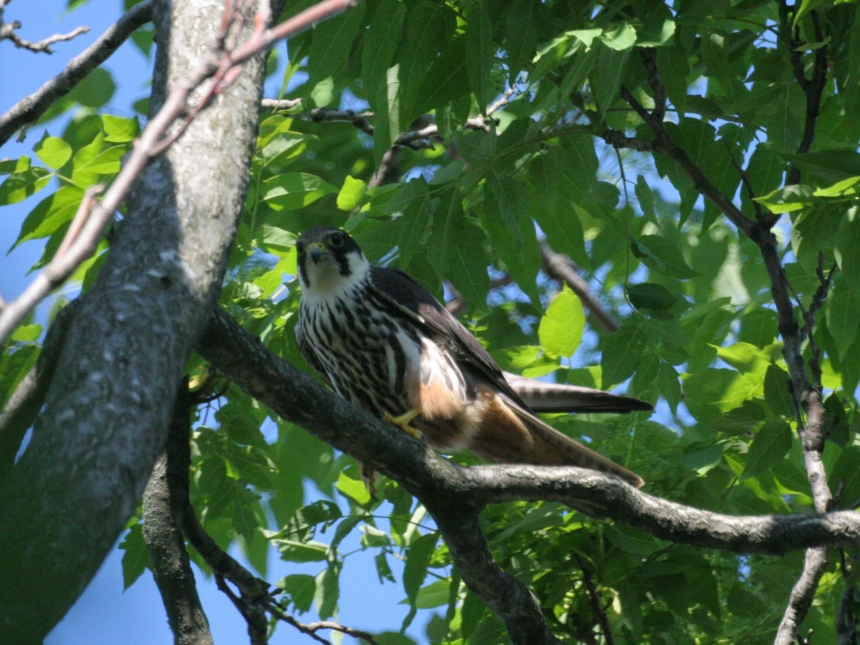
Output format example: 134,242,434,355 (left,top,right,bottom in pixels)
299,250,370,304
